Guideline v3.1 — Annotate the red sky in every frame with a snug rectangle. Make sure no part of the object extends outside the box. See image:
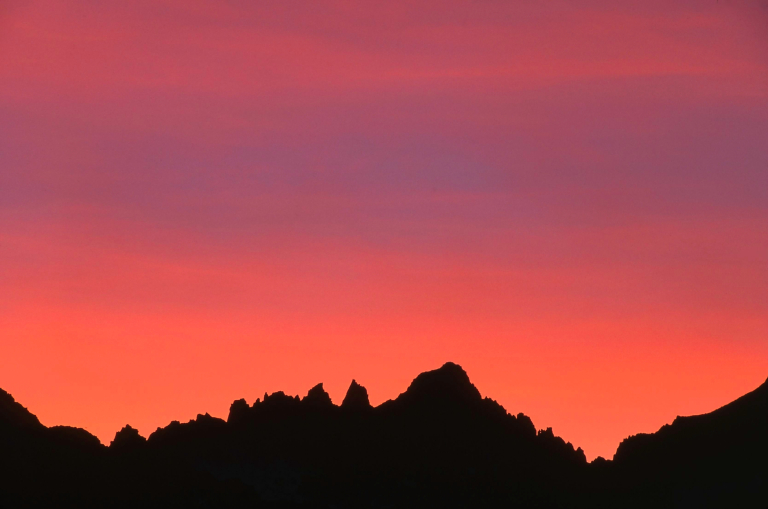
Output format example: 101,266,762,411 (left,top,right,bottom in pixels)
1,0,767,460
